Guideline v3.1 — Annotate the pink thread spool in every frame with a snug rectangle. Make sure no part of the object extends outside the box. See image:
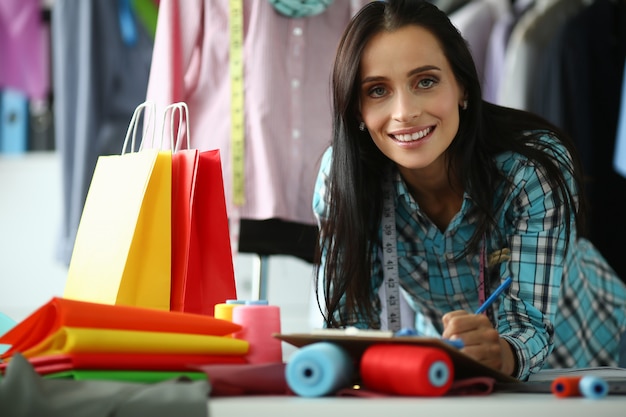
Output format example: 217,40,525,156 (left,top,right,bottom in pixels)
213,299,245,322
232,301,282,364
